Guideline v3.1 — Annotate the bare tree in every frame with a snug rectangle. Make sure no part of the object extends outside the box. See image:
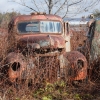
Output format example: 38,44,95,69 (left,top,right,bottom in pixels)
9,0,100,18
48,0,53,14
